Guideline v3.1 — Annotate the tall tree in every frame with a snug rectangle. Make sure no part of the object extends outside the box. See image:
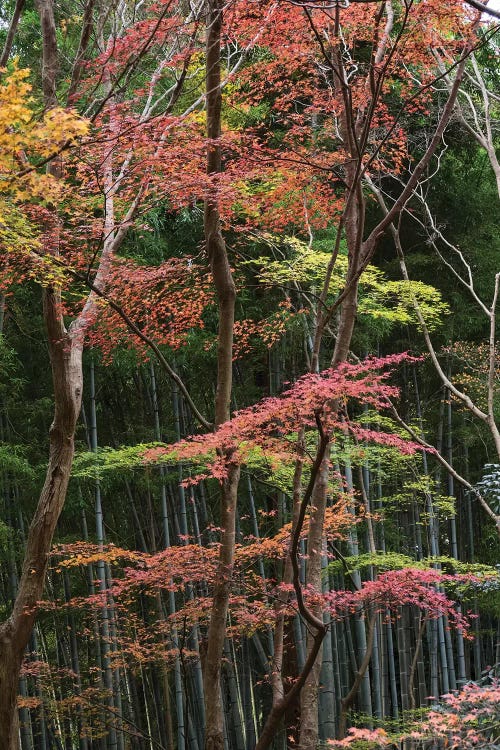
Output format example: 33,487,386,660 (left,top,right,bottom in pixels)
202,2,241,749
